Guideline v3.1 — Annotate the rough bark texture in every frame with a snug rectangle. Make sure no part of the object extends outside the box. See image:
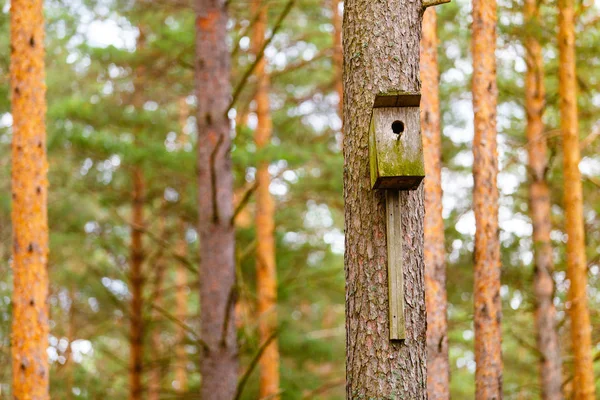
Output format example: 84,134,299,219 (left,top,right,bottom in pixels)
343,0,426,398
252,1,281,398
196,1,239,399
557,0,596,398
175,218,188,393
10,0,50,398
129,167,145,400
524,1,563,398
472,0,503,398
420,8,449,400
